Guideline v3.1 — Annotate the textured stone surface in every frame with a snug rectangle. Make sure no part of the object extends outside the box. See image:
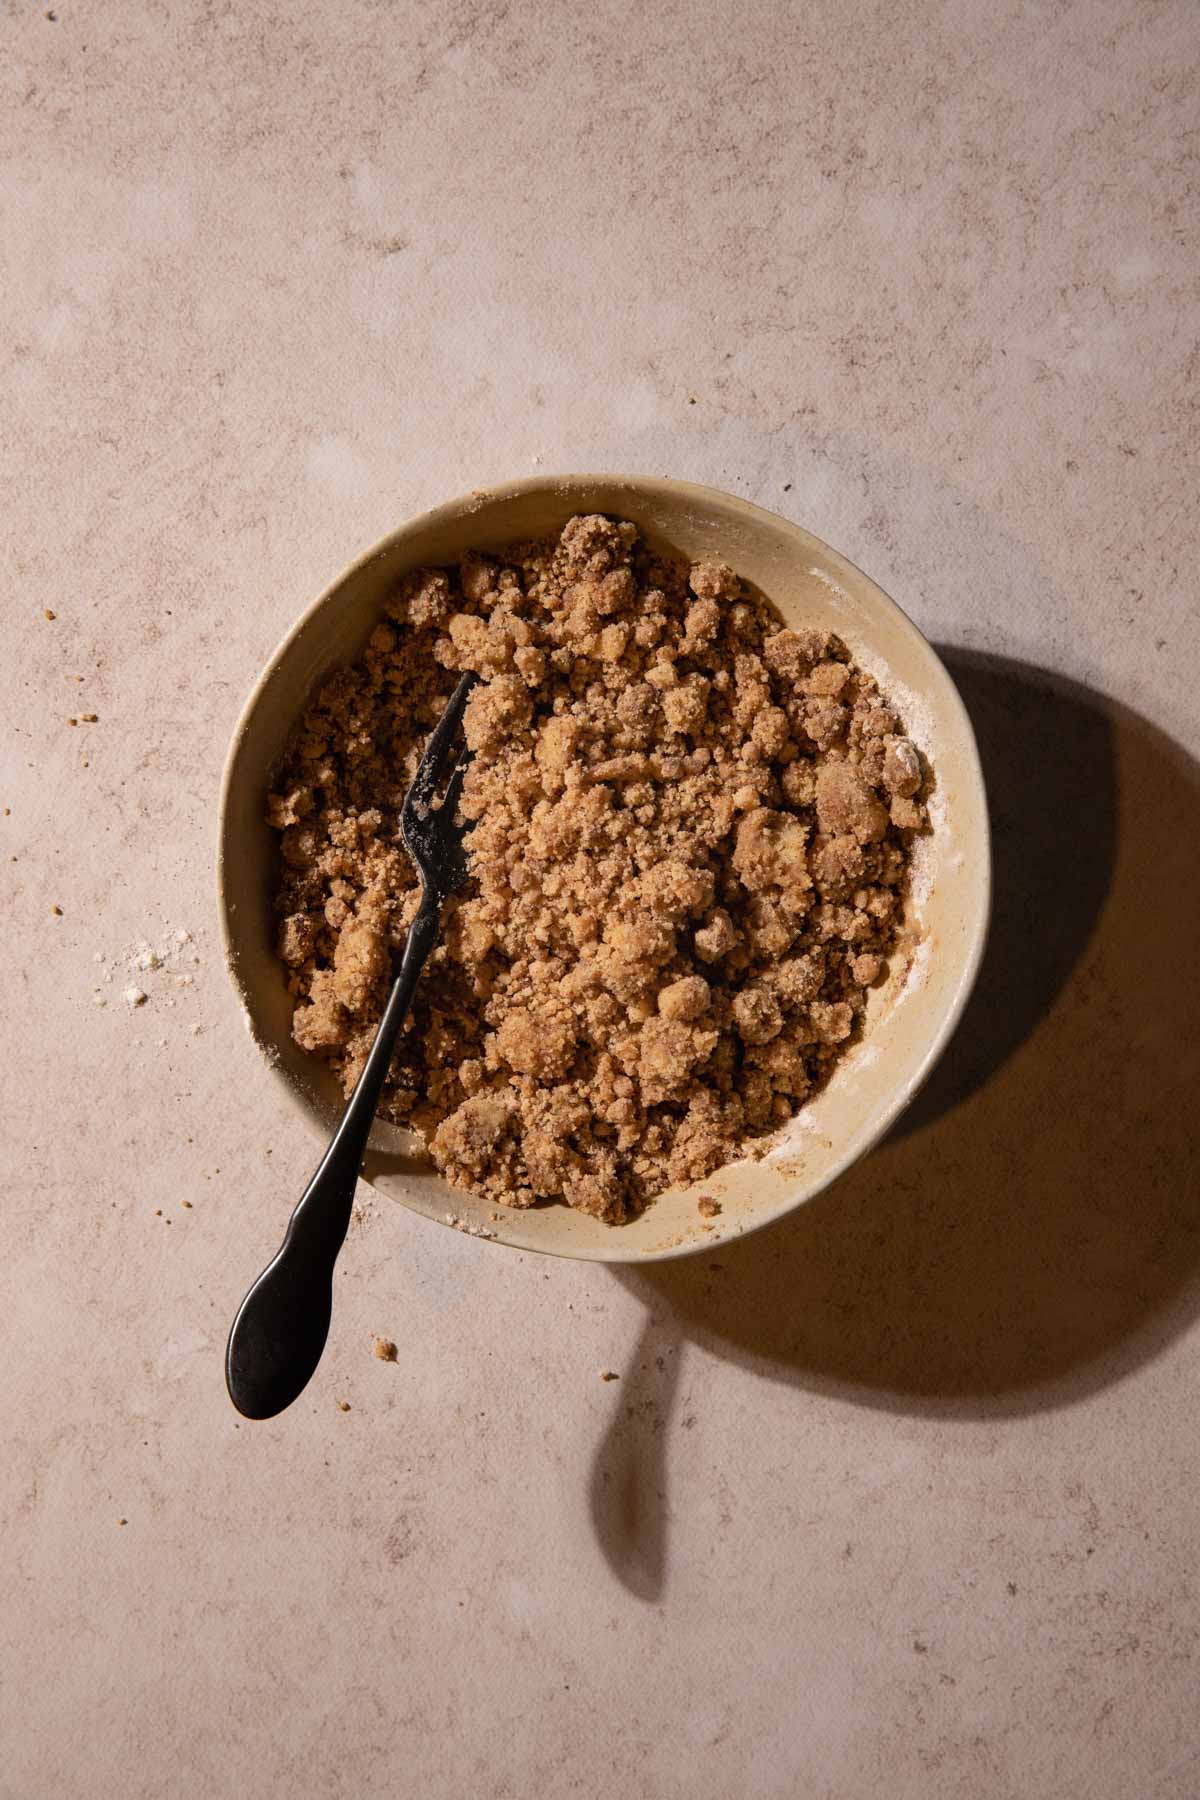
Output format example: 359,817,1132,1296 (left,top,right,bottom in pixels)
3,3,1199,1796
